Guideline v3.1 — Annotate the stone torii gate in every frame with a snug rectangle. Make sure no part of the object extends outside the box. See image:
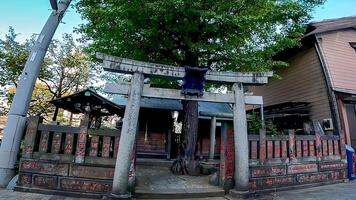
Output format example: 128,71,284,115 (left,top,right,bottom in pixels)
97,53,272,199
